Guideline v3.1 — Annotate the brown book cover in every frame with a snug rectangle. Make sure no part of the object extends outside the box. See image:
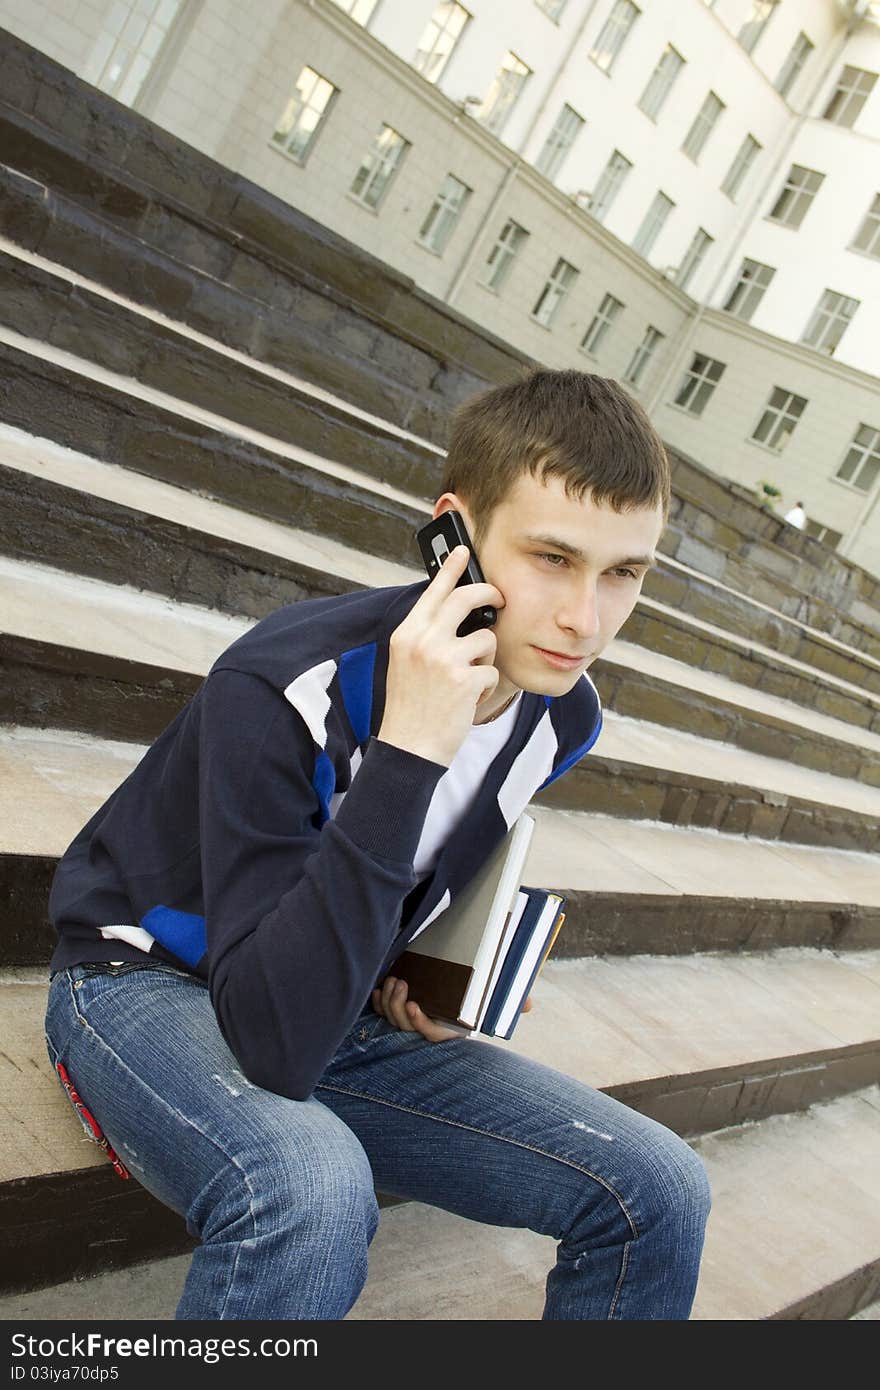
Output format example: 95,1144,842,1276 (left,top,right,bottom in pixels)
390,815,535,1028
